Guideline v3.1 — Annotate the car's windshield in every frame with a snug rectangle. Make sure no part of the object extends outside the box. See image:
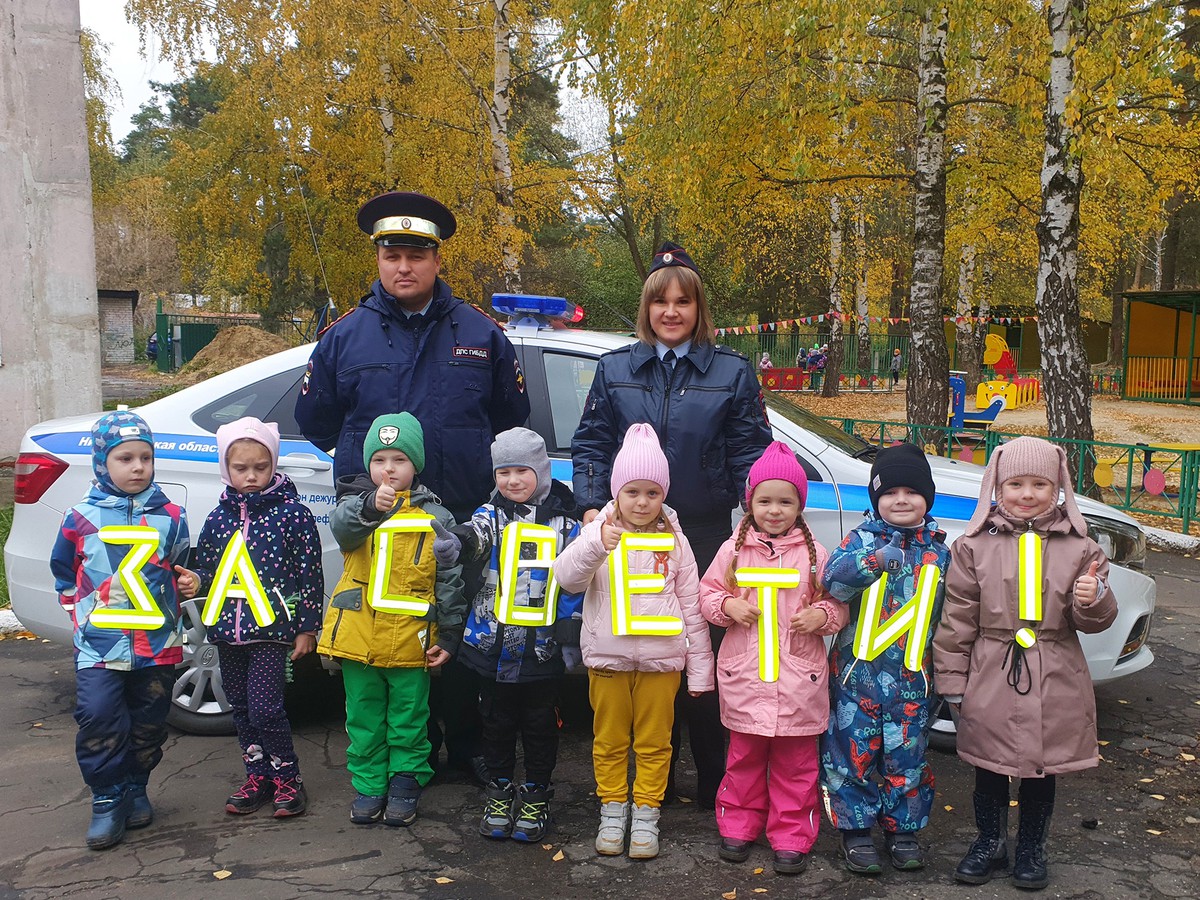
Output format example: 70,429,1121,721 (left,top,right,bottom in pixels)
762,391,875,457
